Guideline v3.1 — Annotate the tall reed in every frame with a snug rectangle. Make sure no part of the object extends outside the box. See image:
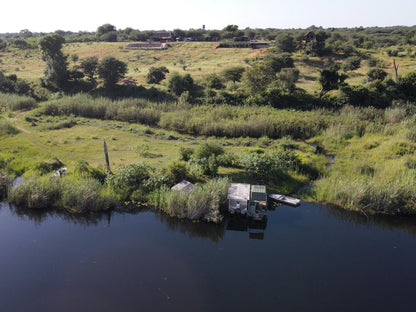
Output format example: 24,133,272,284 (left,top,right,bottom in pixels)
151,178,229,223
